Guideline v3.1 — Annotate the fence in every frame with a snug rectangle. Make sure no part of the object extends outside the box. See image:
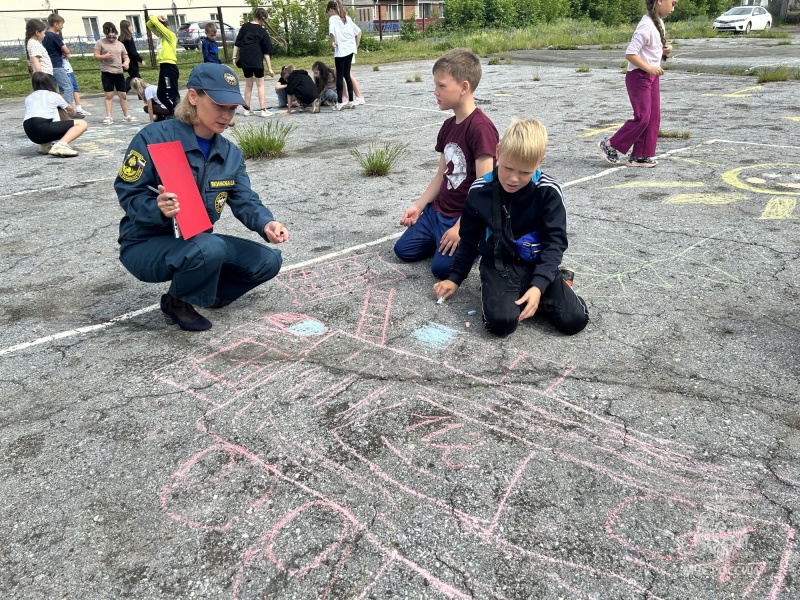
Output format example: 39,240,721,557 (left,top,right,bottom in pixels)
0,35,150,60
